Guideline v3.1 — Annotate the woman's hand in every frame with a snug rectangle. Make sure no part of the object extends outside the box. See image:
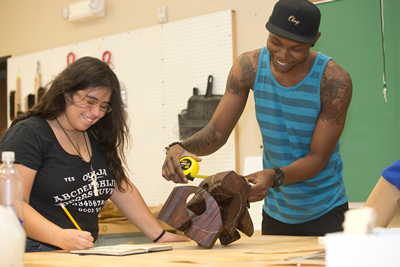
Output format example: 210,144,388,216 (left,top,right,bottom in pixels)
155,231,191,243
56,229,94,251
